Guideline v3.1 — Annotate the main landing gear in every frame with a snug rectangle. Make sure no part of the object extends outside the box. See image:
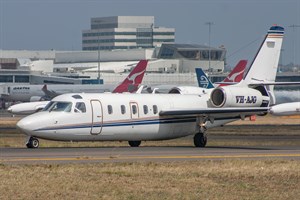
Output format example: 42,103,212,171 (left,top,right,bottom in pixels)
194,116,208,147
128,141,141,147
193,132,207,147
26,137,39,148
